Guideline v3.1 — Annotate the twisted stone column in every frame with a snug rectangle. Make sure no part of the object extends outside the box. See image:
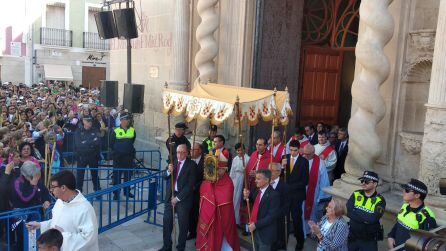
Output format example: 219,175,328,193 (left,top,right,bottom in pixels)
195,0,219,83
419,0,446,213
170,0,190,91
346,0,394,177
